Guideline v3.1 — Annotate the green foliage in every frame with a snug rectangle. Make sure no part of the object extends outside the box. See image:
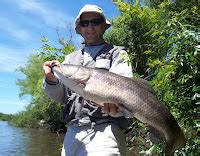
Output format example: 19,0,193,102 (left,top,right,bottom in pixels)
13,37,75,130
106,1,163,76
16,54,44,98
107,0,200,154
39,36,75,62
